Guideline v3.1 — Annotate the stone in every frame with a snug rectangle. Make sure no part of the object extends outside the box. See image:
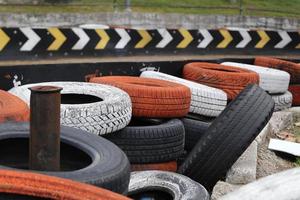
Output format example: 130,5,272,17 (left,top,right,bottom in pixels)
226,141,258,184
255,122,270,144
269,111,293,135
211,181,241,200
